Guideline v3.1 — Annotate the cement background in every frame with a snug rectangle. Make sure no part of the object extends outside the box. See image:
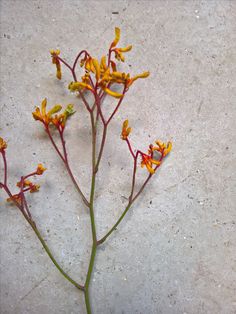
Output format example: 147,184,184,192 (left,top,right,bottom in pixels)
0,1,235,313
